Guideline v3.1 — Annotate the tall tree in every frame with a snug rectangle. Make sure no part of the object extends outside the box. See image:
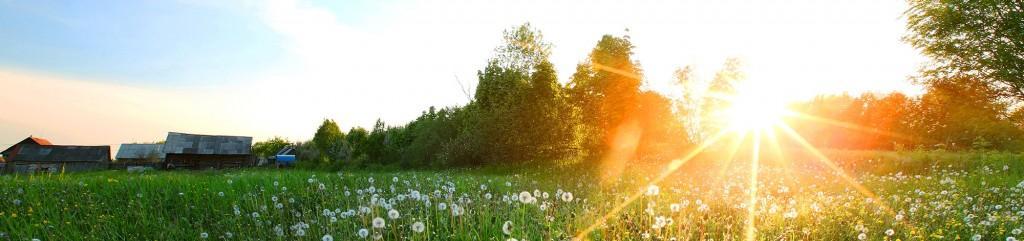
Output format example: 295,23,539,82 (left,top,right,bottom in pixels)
569,34,644,157
700,58,744,137
312,119,346,162
905,0,1024,100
